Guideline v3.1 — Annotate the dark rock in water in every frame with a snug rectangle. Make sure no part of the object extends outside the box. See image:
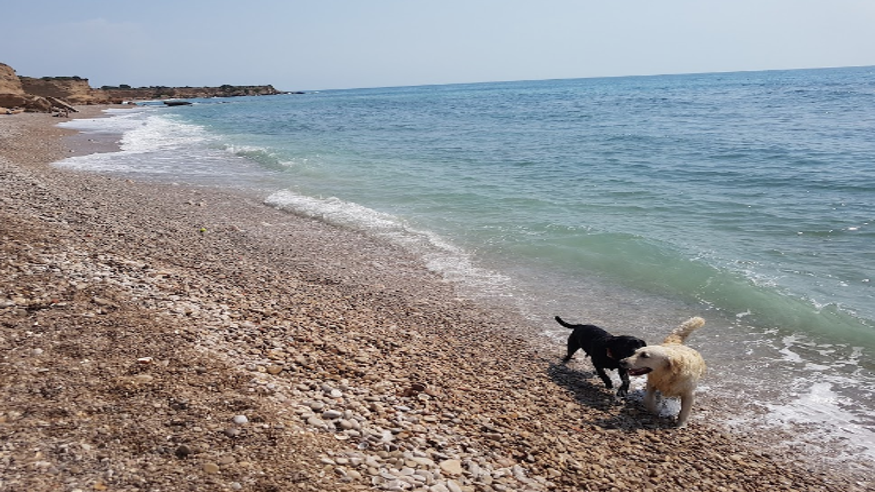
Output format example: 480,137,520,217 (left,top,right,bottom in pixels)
164,100,192,106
